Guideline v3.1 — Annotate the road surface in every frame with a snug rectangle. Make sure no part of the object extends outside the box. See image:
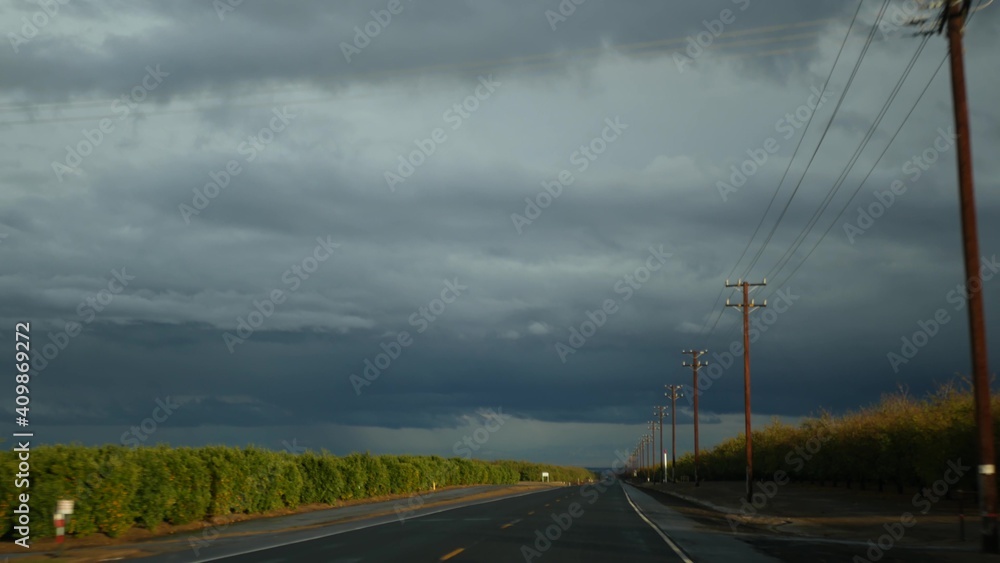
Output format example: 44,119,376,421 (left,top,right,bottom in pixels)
147,481,690,562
